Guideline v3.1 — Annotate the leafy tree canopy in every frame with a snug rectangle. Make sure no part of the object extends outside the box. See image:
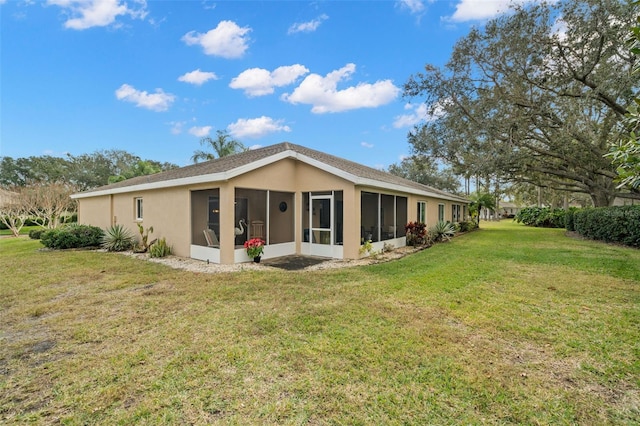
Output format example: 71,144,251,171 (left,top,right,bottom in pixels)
606,1,640,190
388,155,461,194
0,150,178,191
404,0,639,206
